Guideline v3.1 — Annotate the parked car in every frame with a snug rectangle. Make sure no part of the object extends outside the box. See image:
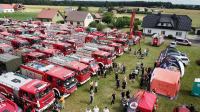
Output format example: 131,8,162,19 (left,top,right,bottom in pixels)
175,38,192,46
169,41,177,48
166,51,189,66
